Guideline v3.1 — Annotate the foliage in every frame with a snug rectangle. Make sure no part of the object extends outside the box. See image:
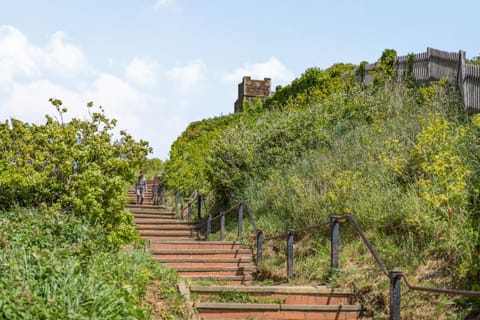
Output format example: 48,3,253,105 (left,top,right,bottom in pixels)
0,208,188,319
164,114,241,196
468,55,480,65
165,49,480,317
373,48,397,86
0,100,150,246
264,63,357,110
